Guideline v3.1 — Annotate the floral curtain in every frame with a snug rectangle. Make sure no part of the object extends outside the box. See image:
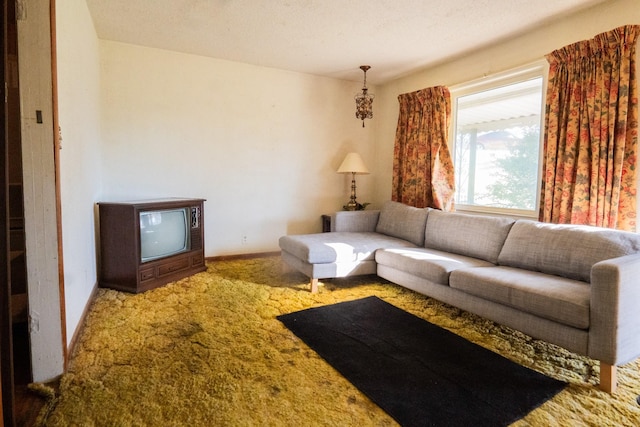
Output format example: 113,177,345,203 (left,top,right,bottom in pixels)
540,25,639,231
392,86,455,210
